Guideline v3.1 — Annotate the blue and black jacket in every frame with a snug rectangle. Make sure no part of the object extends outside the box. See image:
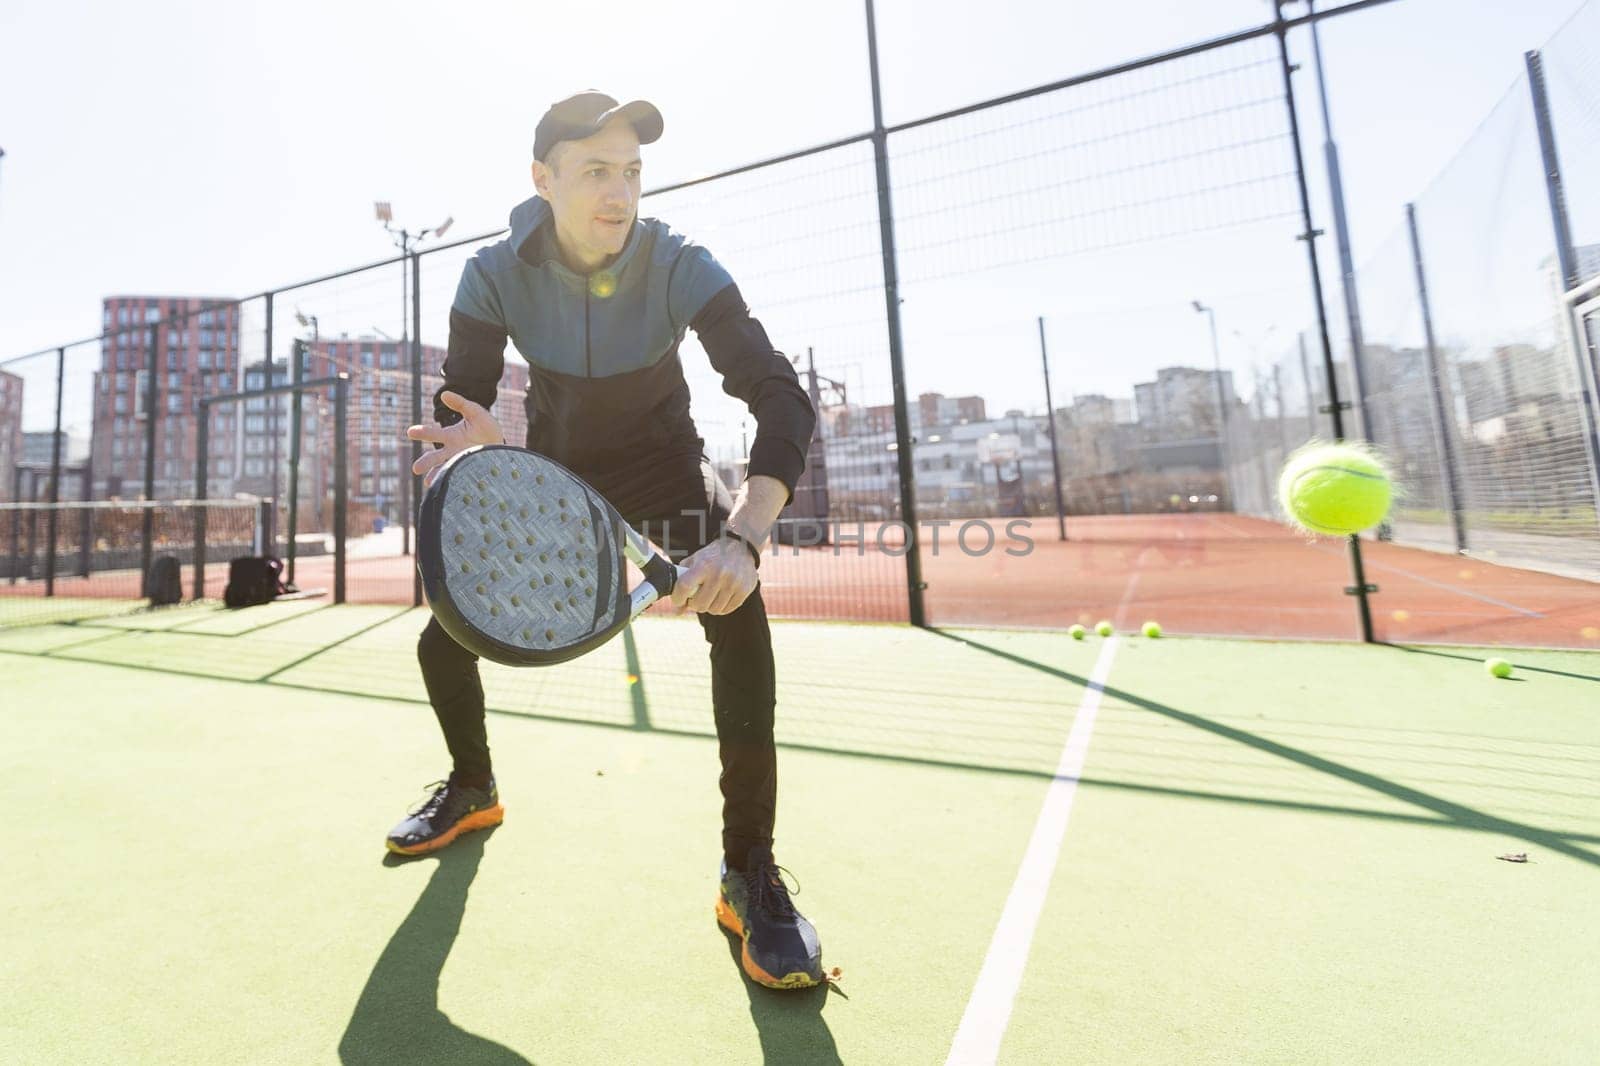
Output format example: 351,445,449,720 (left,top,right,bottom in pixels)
435,195,815,510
